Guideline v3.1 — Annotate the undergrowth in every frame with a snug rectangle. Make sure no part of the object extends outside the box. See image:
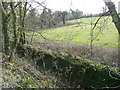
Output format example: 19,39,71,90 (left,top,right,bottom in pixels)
31,40,118,67
16,44,120,89
1,44,120,89
2,55,70,88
